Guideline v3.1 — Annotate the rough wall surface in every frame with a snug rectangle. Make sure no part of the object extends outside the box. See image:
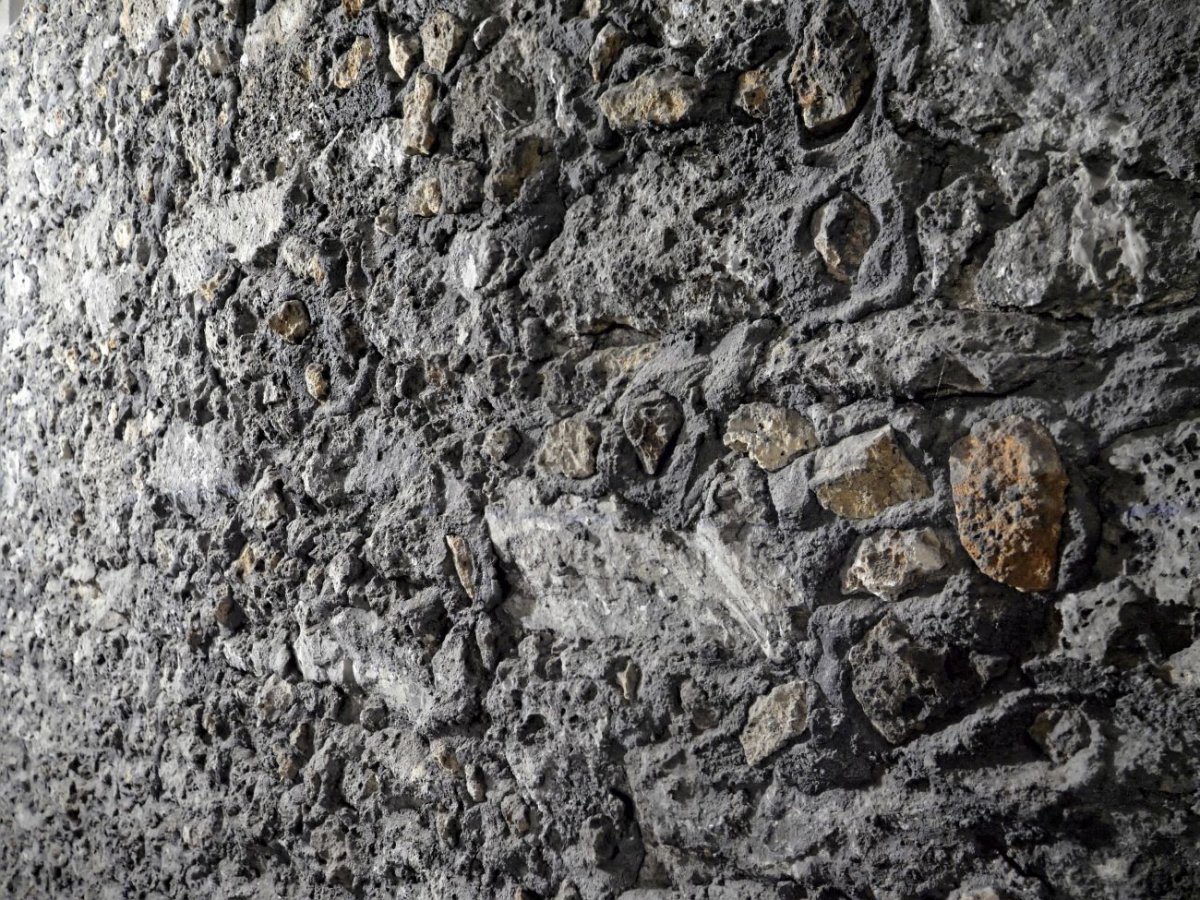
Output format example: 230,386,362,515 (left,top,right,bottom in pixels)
2,1,1200,897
